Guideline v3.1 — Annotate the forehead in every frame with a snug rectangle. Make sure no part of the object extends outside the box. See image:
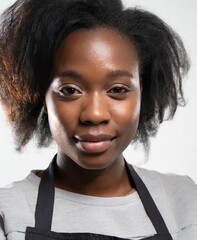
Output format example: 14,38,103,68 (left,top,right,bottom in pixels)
52,27,139,74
